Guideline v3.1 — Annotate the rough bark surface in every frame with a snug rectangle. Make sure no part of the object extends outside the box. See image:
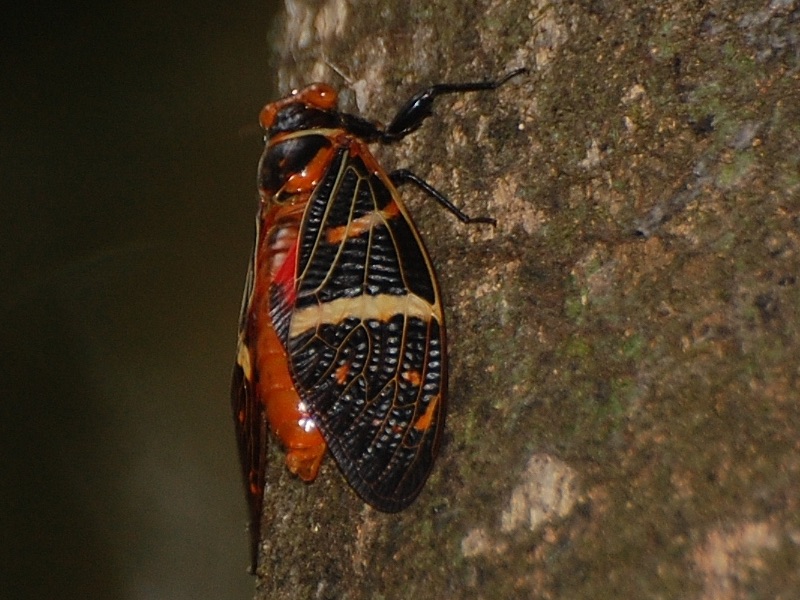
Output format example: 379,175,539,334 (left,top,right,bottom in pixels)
254,1,800,598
